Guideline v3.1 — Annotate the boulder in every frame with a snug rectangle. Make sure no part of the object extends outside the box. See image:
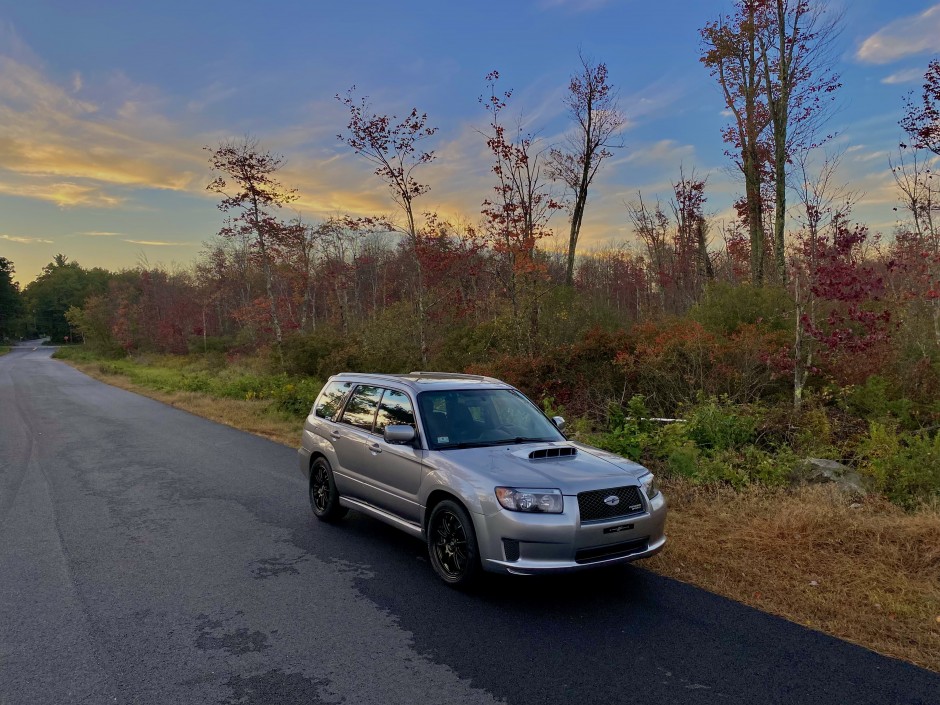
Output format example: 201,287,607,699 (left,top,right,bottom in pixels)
797,457,868,496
